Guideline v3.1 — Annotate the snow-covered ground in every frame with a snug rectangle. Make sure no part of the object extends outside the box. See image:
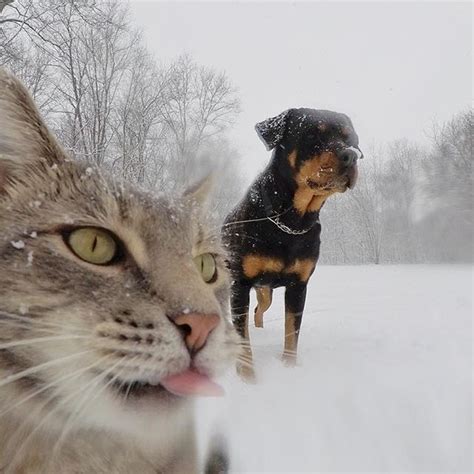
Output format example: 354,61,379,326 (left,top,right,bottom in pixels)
198,265,472,473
